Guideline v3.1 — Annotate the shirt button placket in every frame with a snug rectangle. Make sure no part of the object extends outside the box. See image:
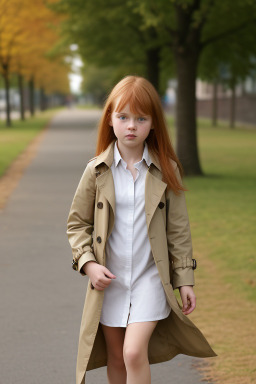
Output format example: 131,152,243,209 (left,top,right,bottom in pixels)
125,170,134,325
